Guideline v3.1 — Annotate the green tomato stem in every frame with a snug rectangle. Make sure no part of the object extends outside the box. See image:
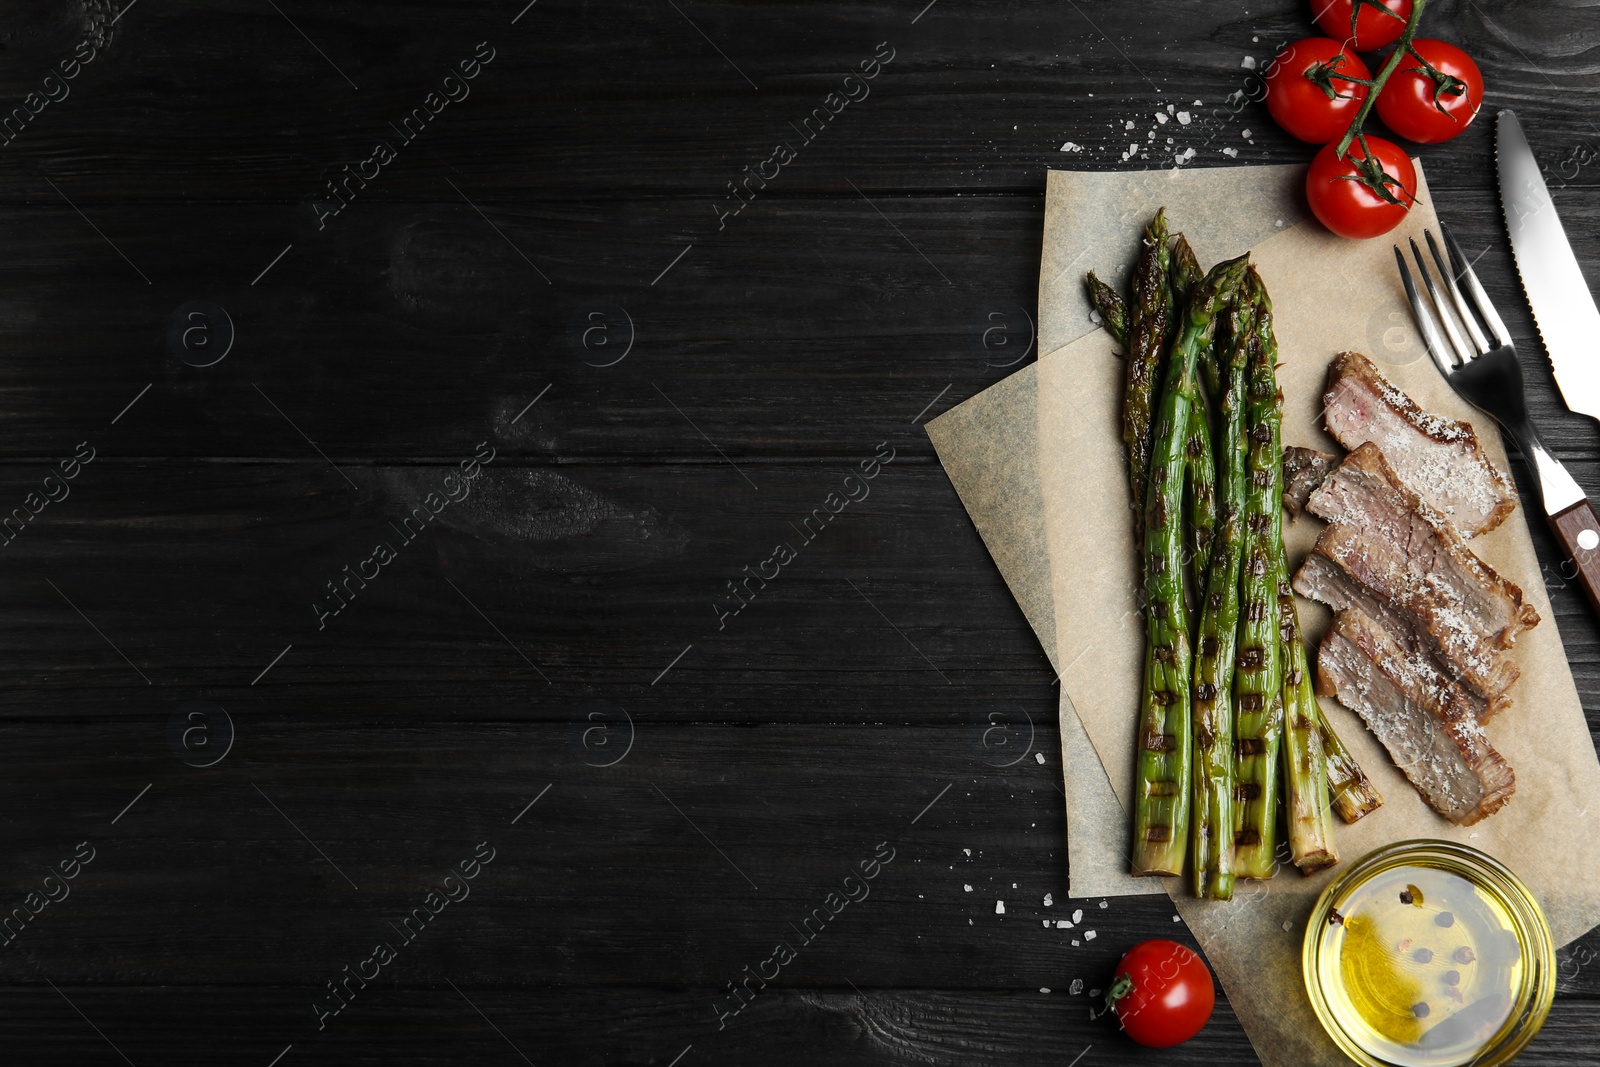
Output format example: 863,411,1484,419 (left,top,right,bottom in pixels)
1334,0,1431,159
